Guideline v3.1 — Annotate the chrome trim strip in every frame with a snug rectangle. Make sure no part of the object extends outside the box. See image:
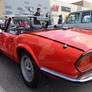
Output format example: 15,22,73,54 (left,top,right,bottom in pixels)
40,67,92,82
